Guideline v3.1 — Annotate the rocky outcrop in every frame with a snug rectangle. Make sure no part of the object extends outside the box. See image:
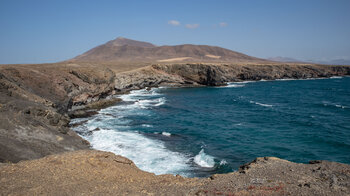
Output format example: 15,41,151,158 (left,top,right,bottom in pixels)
1,150,349,195
151,63,350,86
0,63,117,162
